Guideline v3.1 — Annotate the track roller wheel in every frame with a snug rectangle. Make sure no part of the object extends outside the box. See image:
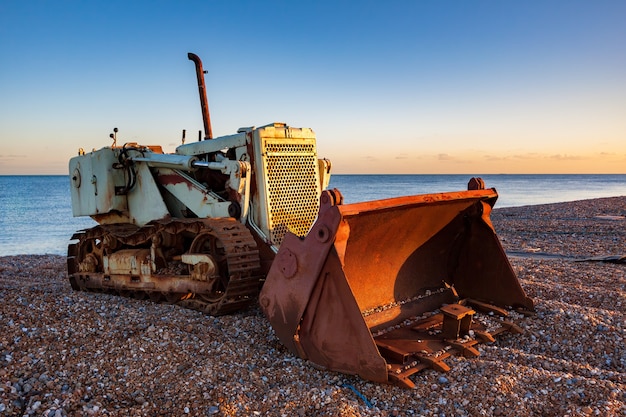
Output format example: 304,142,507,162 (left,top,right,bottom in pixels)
188,231,230,303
